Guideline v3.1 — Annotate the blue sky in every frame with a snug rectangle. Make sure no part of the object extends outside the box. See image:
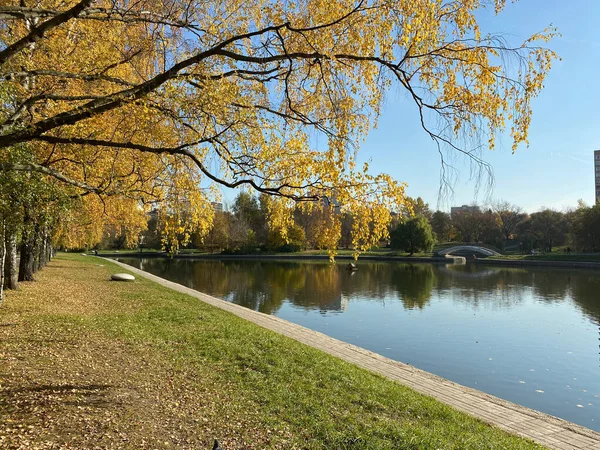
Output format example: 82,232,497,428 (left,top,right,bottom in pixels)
359,0,600,213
